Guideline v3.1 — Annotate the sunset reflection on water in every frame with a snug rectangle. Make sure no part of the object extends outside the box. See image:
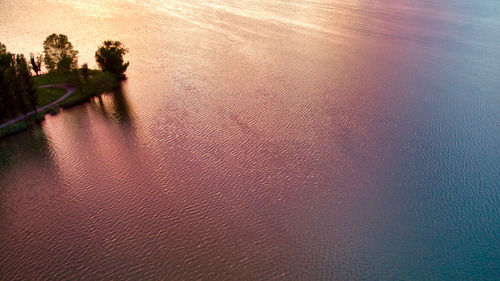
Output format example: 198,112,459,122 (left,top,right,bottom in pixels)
1,0,499,280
